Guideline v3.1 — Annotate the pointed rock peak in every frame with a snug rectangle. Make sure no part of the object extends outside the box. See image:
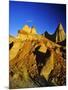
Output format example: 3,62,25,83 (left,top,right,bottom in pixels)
44,31,48,34
31,26,35,28
56,23,66,43
23,25,30,29
18,25,37,35
57,23,64,31
22,25,31,33
18,25,31,34
31,26,36,29
31,26,37,34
